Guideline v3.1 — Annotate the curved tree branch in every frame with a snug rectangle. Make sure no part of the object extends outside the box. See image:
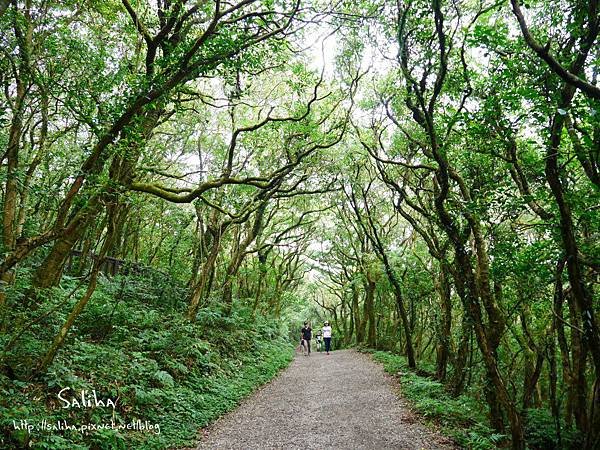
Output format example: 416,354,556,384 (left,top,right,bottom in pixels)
510,0,600,100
